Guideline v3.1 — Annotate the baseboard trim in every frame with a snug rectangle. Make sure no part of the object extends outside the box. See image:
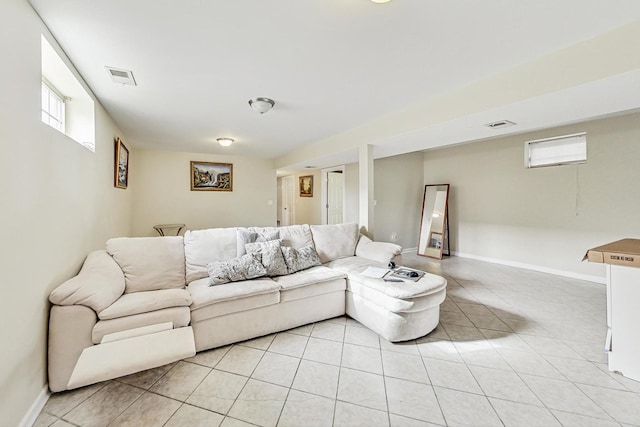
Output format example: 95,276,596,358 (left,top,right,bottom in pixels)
452,251,605,284
20,385,50,427
401,247,417,255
